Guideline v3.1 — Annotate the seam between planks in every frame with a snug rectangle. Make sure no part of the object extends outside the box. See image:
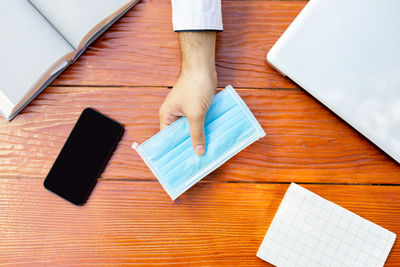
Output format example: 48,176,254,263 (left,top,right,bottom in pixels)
48,85,301,91
0,176,398,186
